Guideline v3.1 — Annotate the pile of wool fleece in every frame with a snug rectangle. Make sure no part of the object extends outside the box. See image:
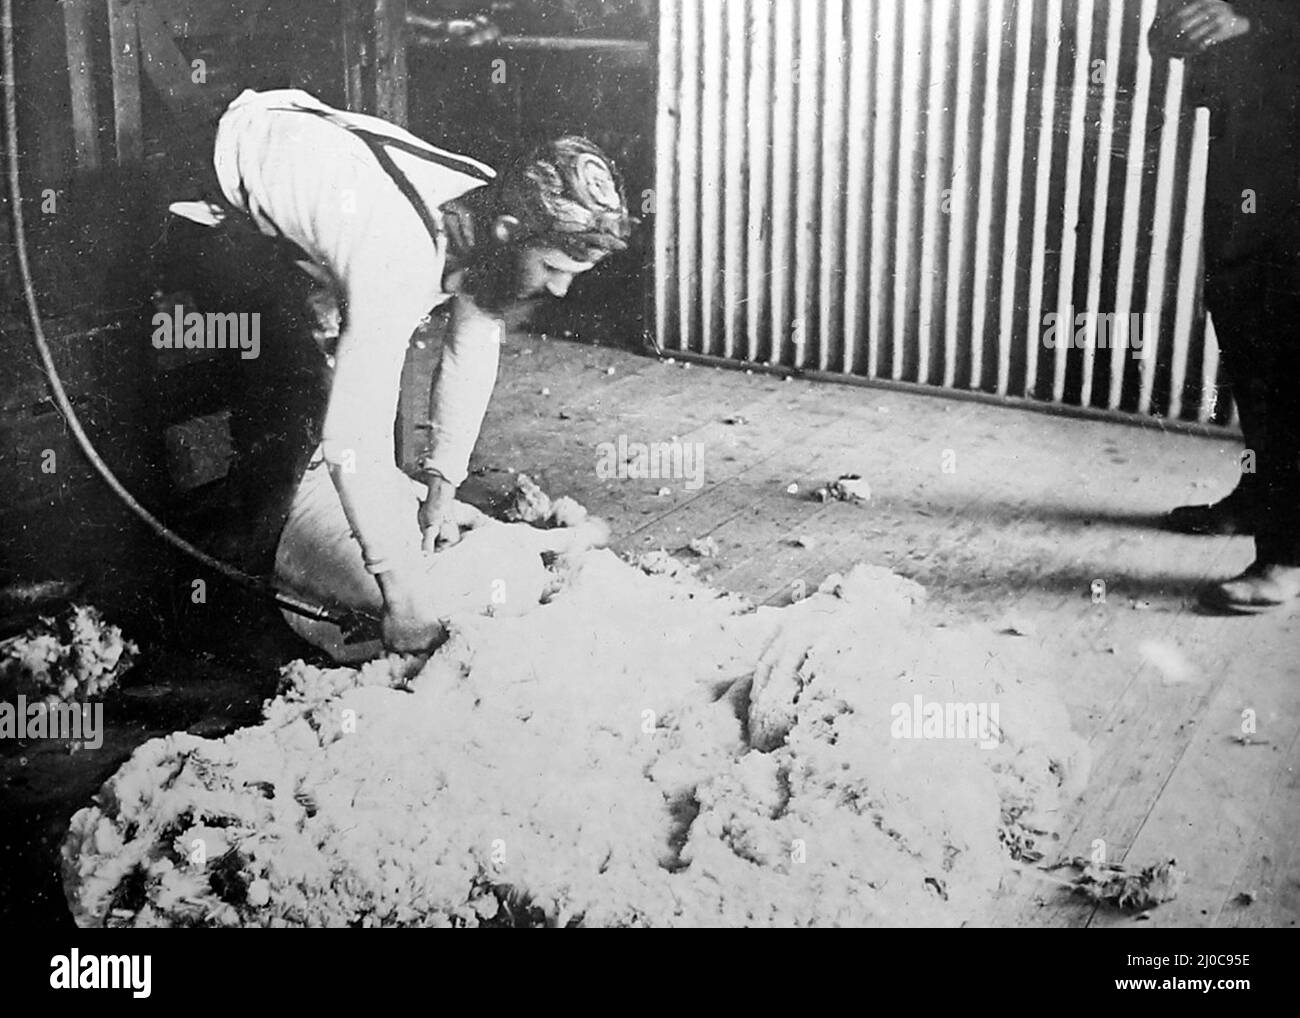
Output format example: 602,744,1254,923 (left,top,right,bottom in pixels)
62,541,1087,928
1,605,136,703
